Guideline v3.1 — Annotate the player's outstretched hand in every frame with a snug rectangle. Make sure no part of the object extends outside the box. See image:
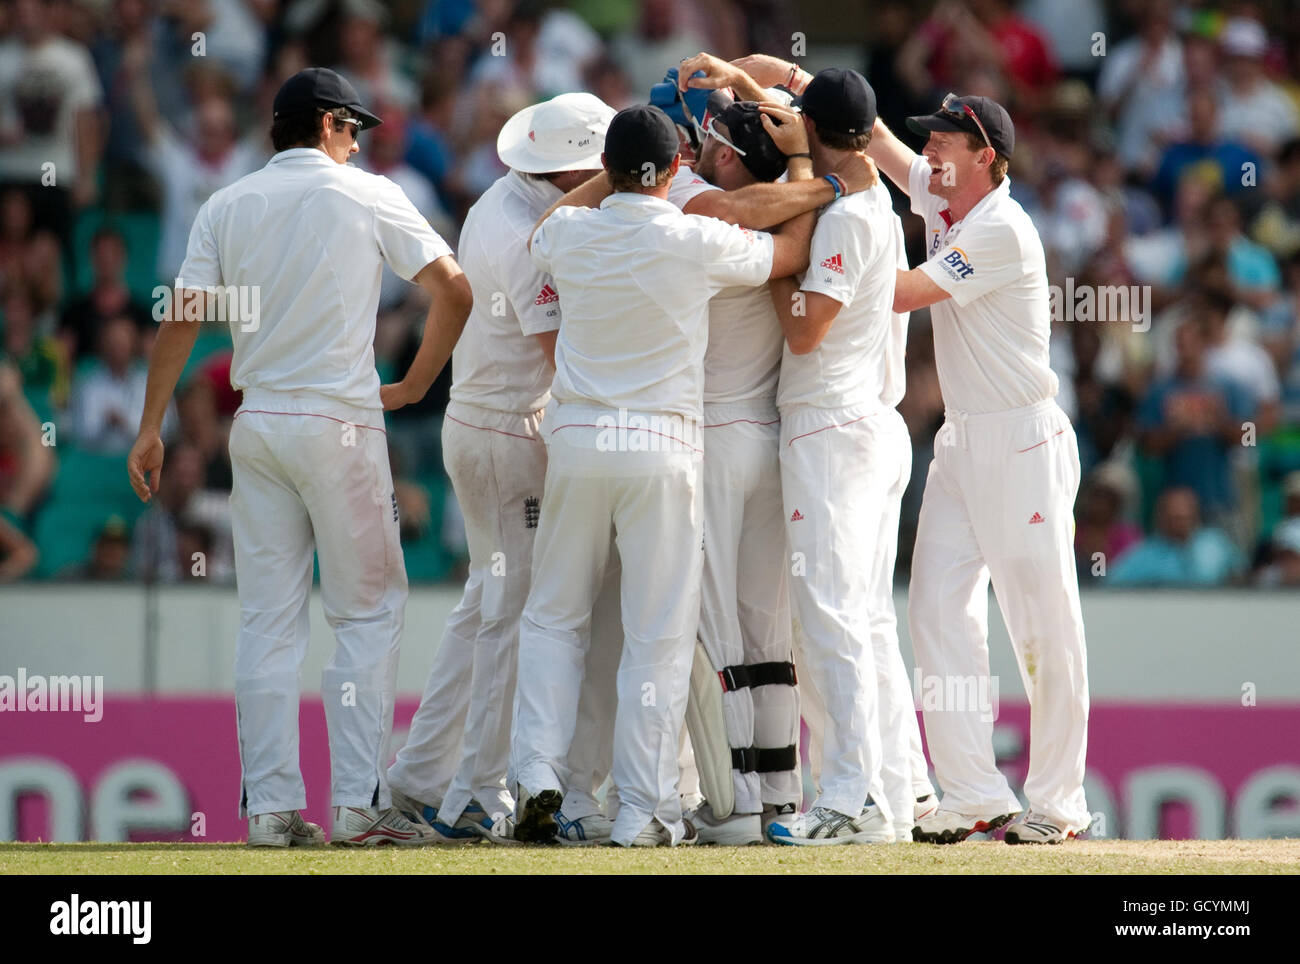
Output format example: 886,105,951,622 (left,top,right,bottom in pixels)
757,103,809,157
831,151,879,195
677,52,739,91
381,381,415,411
127,430,164,503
